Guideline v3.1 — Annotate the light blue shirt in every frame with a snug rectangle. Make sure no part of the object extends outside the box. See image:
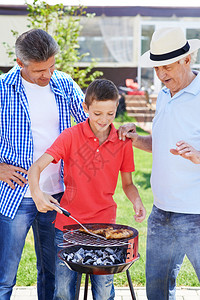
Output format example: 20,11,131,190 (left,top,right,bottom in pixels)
151,71,200,213
0,65,87,218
